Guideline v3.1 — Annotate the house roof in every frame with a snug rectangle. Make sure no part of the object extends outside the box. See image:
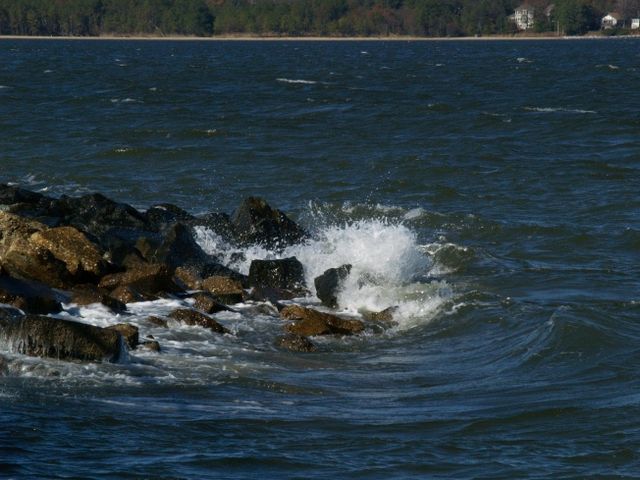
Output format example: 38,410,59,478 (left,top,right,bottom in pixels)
604,12,623,20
